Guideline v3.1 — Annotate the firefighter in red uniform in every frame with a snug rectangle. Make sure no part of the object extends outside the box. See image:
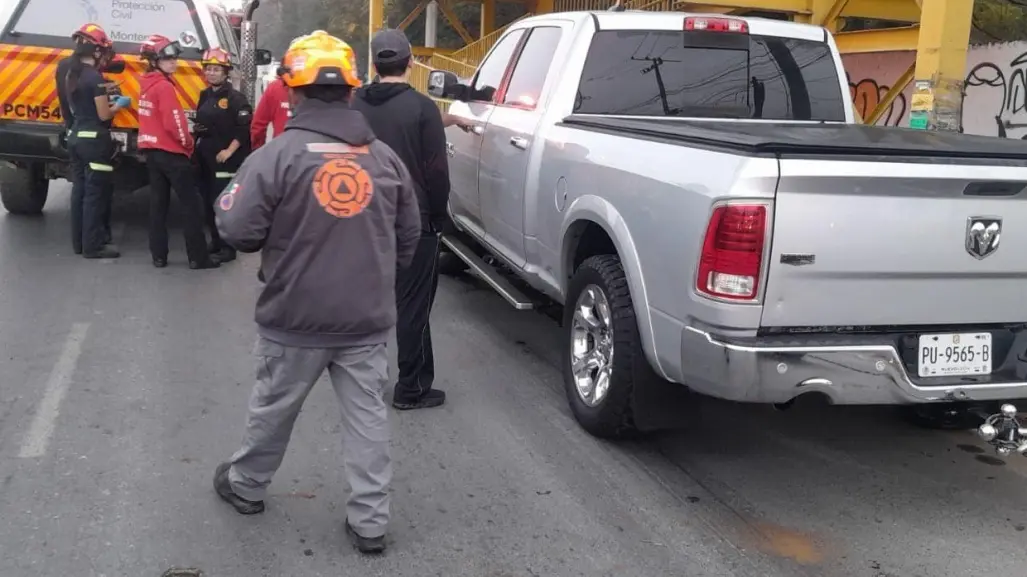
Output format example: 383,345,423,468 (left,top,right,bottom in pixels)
193,48,252,263
250,76,289,149
137,34,219,270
